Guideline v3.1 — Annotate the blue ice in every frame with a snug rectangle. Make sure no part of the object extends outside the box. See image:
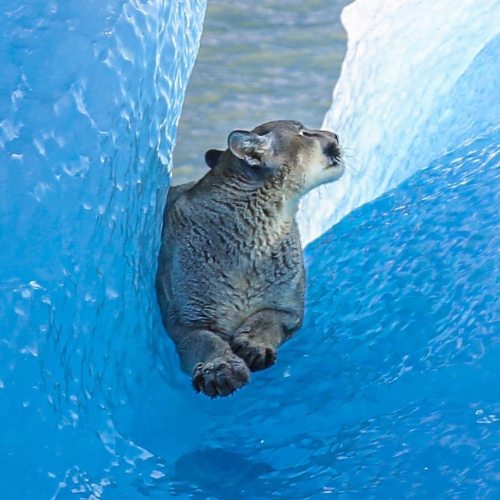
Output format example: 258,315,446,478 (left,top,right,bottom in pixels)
0,0,499,497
